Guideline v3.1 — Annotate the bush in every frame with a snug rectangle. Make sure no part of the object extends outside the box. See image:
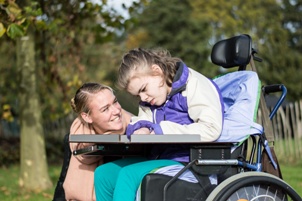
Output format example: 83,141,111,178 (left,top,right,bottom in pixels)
0,137,20,167
0,136,64,167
